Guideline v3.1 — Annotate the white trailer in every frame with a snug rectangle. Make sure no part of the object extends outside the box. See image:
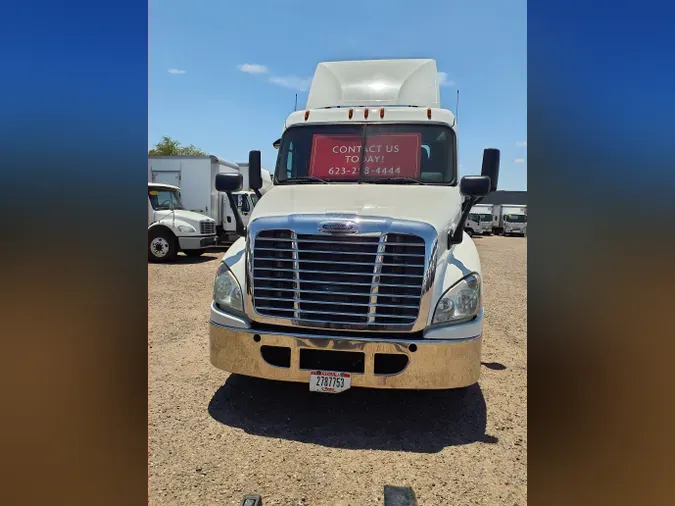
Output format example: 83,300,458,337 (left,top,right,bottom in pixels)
493,204,527,236
149,156,258,243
